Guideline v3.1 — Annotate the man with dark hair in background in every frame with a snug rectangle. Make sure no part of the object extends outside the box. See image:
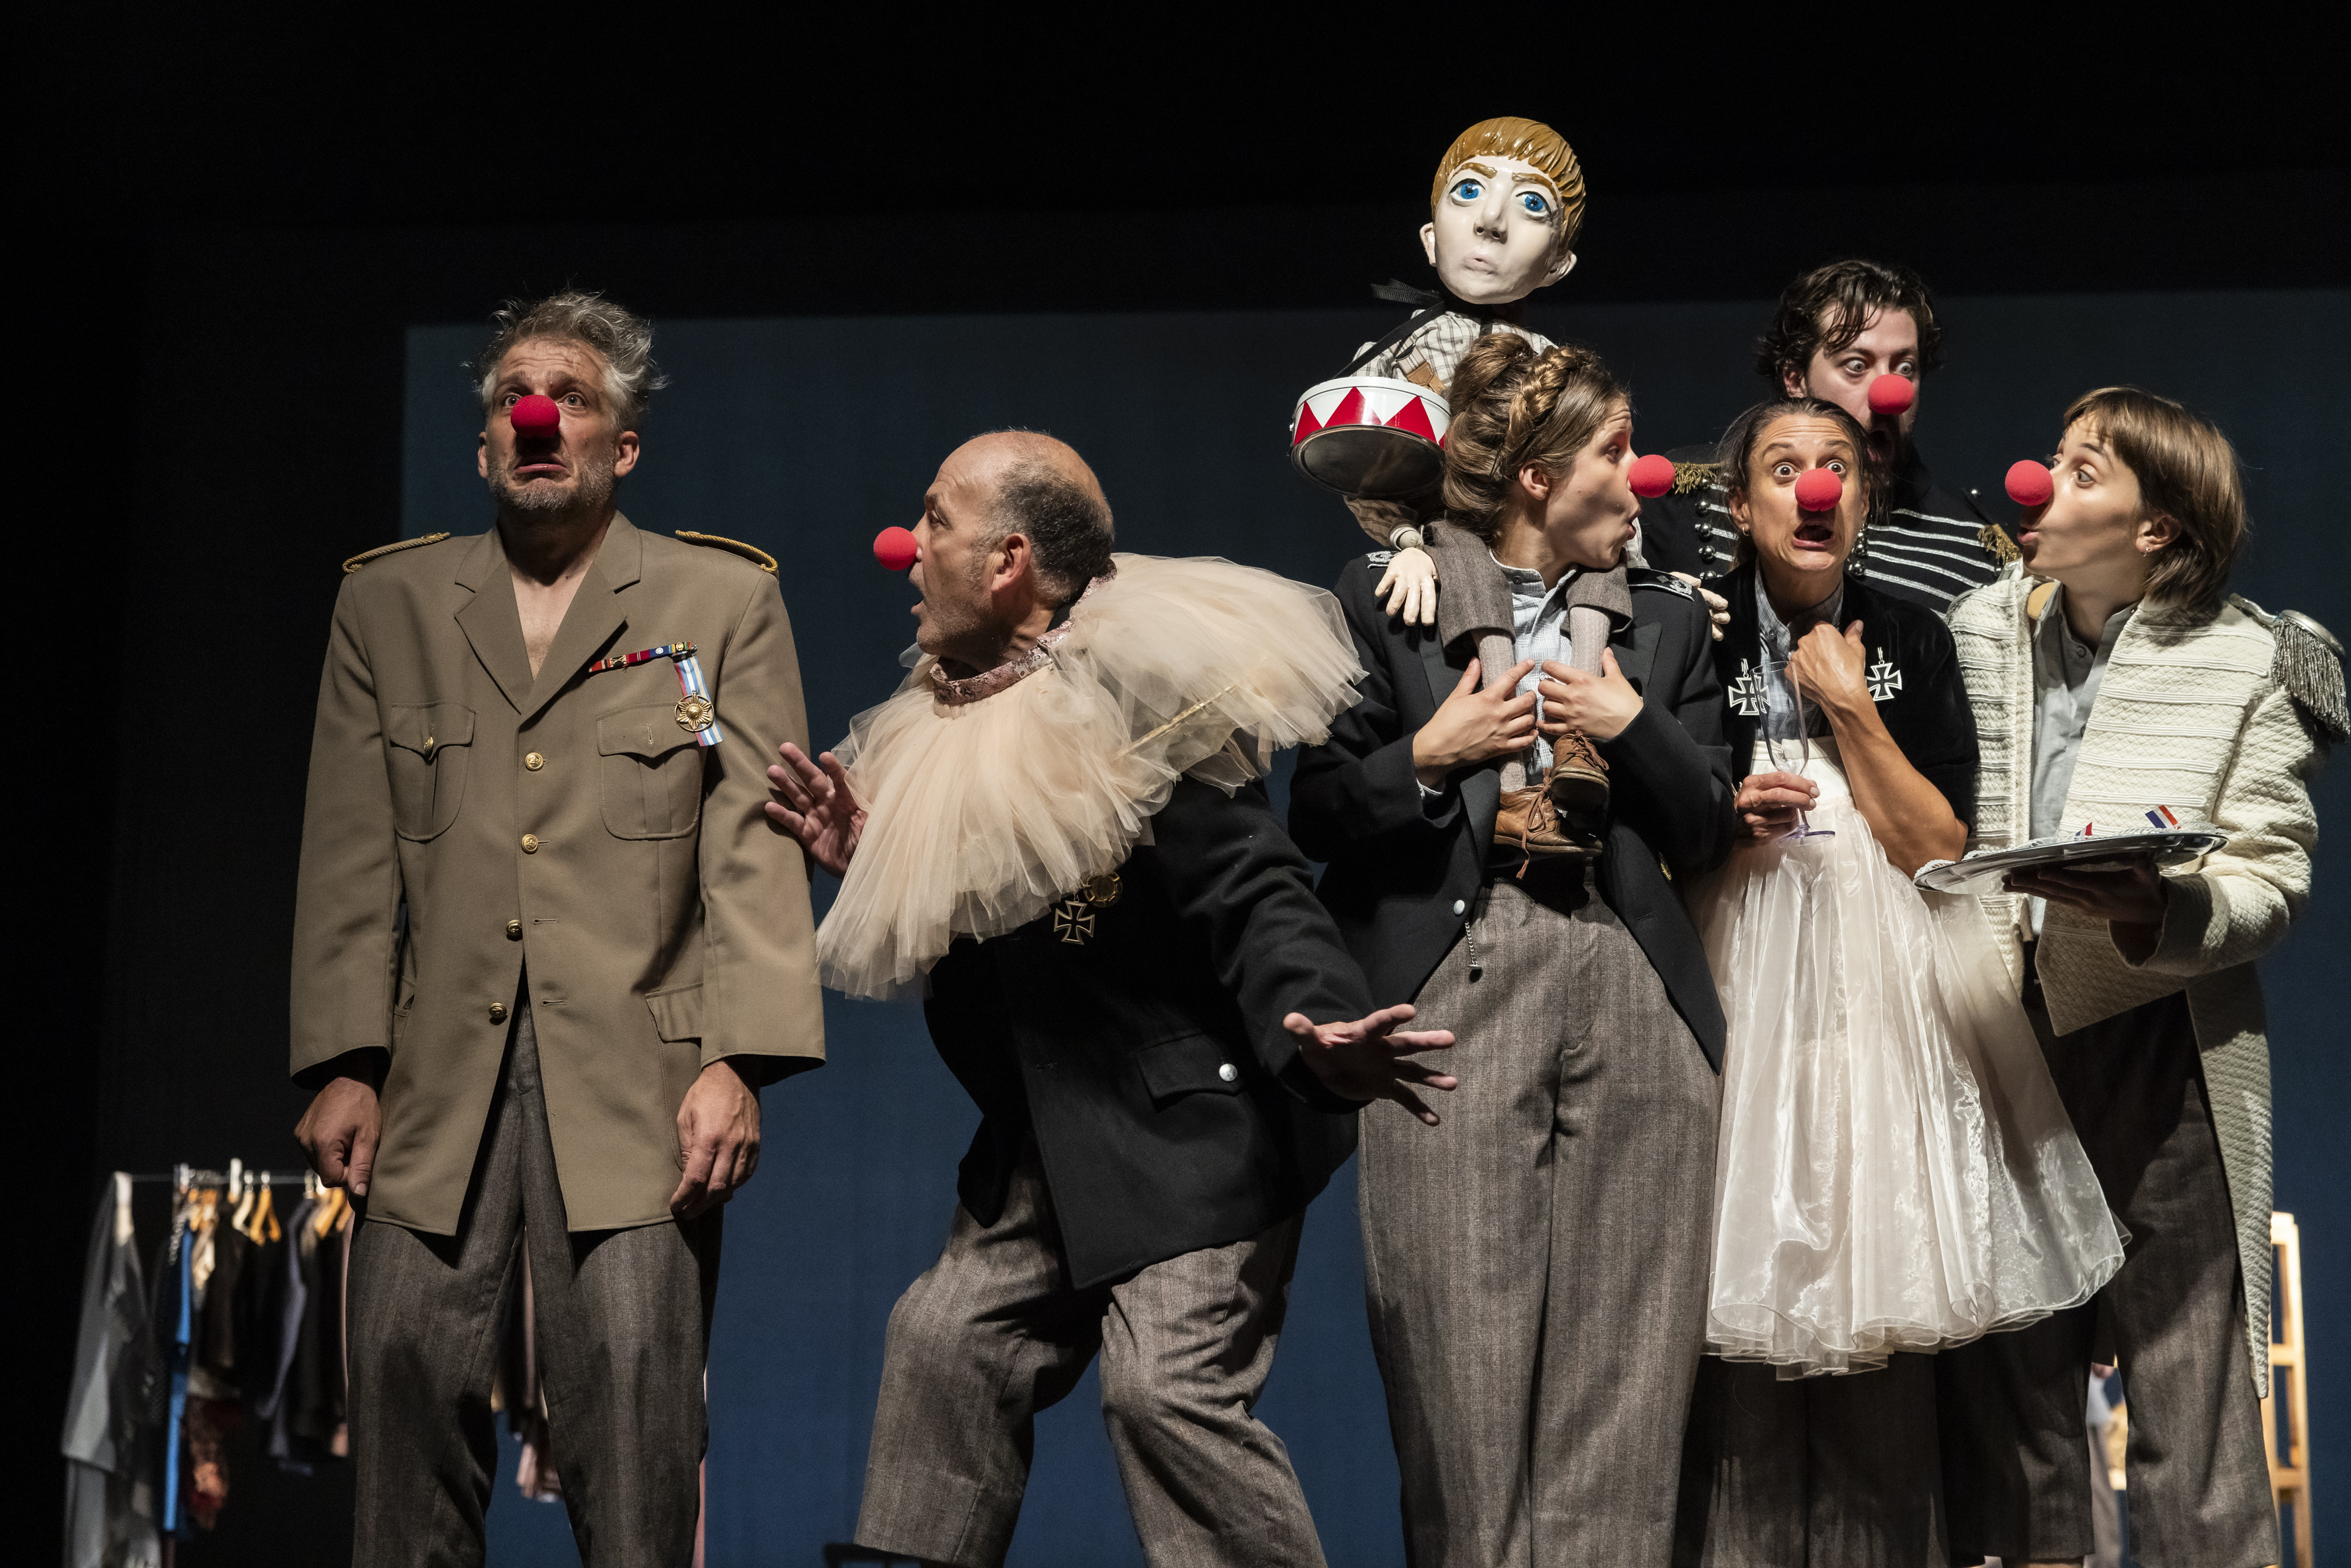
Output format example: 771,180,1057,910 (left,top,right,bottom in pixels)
1640,259,2015,612
768,431,1456,1566
289,291,825,1565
